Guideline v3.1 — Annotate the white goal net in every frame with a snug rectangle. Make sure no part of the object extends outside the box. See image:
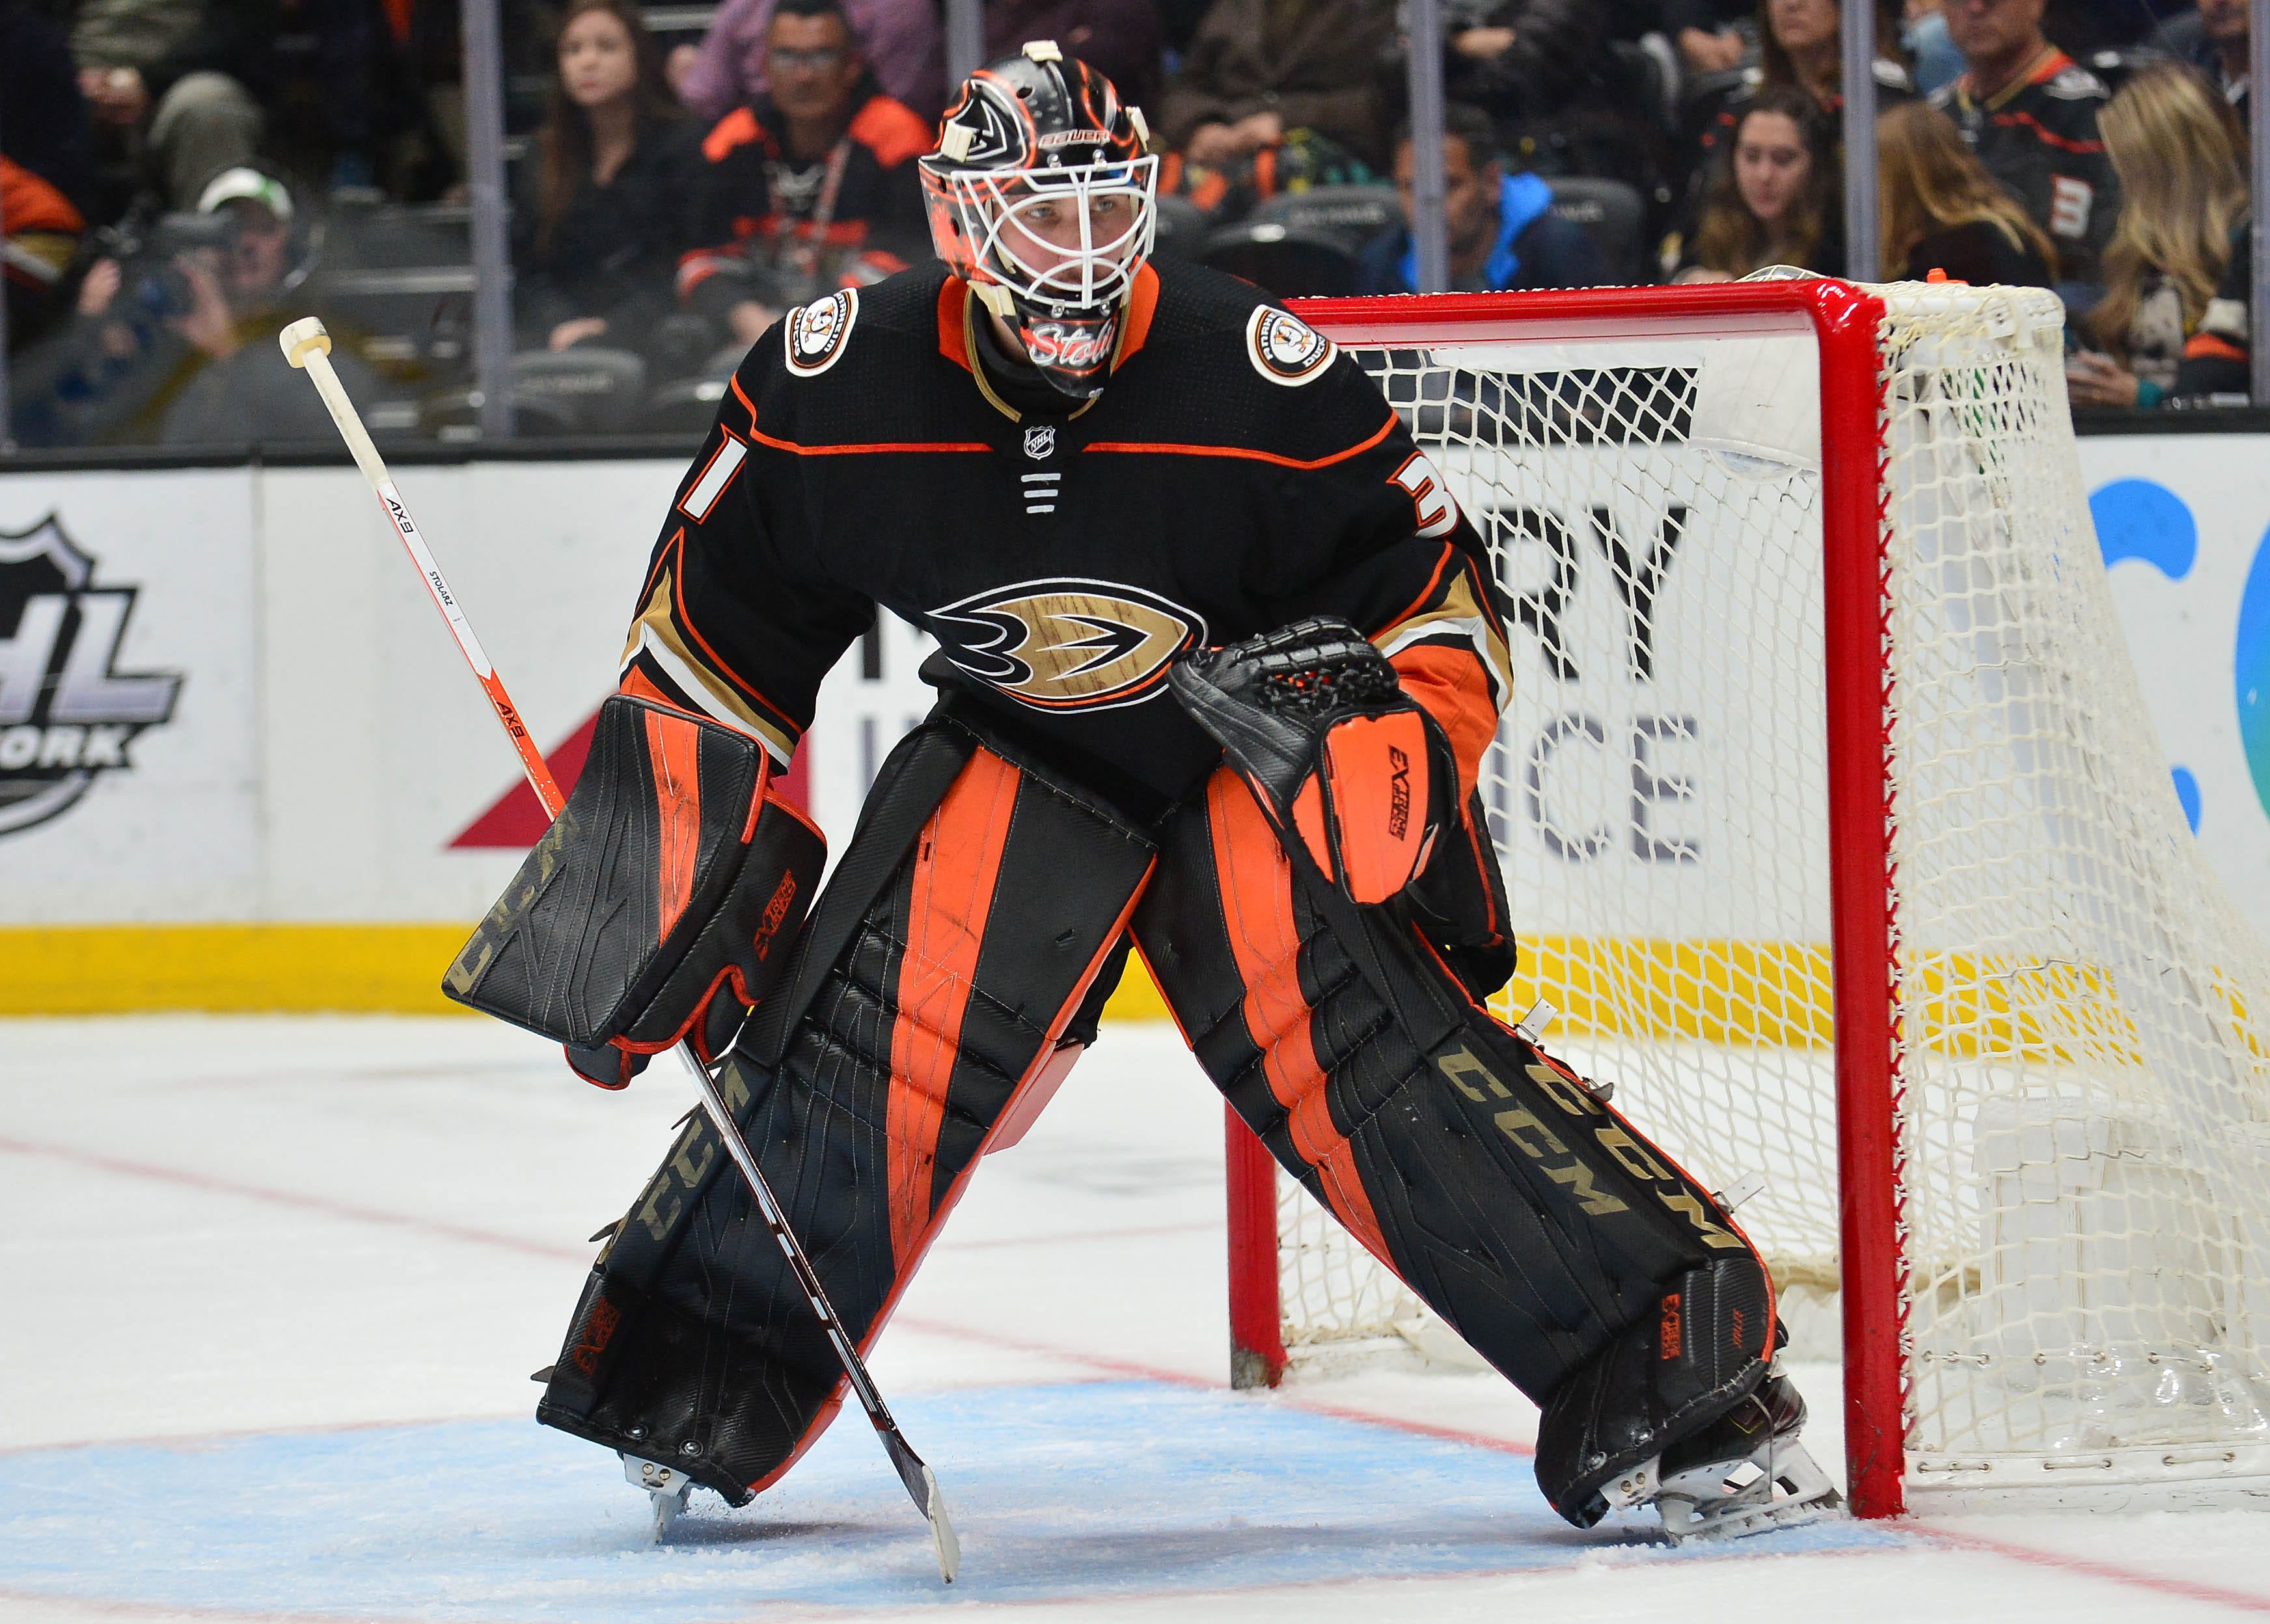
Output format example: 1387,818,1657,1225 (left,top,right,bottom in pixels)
1259,278,2270,1511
